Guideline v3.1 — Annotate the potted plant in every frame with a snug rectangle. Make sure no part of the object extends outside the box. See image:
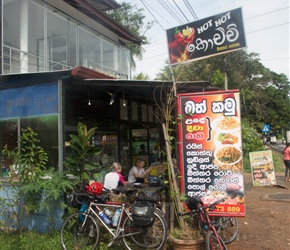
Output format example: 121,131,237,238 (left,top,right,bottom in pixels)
169,226,204,250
